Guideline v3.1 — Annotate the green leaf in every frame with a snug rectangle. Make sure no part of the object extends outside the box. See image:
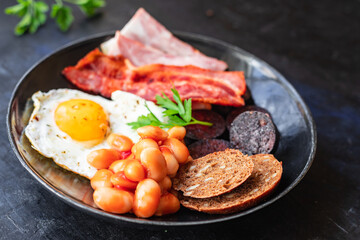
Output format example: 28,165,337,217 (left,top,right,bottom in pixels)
167,115,187,126
128,87,212,129
183,98,192,122
29,18,40,33
163,109,178,116
5,4,26,16
12,3,31,35
171,88,185,117
16,11,31,28
15,24,28,35
145,103,161,123
77,0,105,17
156,93,178,111
128,115,152,129
29,2,47,33
147,113,159,123
35,1,48,12
6,0,49,35
37,11,47,24
65,0,90,5
7,0,106,35
51,5,74,32
50,4,60,18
